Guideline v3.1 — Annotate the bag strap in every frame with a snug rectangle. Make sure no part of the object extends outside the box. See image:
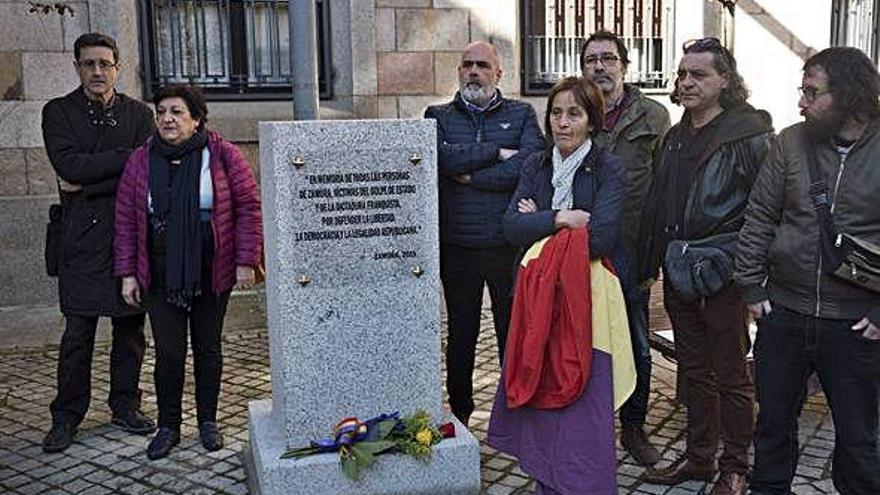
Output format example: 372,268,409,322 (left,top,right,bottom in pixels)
801,132,840,244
